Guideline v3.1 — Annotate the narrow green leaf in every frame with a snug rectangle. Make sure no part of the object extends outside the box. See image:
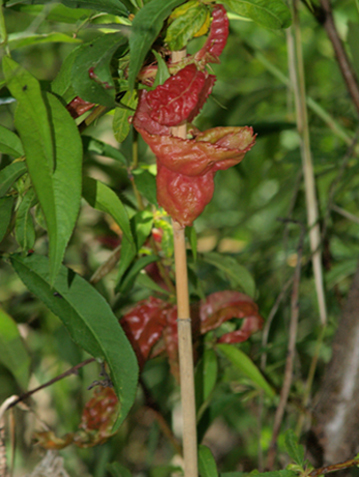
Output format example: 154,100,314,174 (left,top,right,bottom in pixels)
0,162,27,197
128,0,186,89
15,188,37,251
118,254,158,294
348,22,359,81
284,429,305,466
71,33,128,108
186,226,197,262
11,253,139,426
199,445,218,477
223,0,291,29
113,90,138,143
202,252,255,297
165,2,208,51
132,169,157,206
51,46,79,102
0,307,30,389
83,136,128,165
152,50,170,88
3,57,82,283
195,349,218,412
217,343,275,397
0,125,24,157
10,0,133,16
116,209,153,287
8,32,81,50
107,462,132,477
136,272,170,295
0,196,15,243
82,176,133,244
